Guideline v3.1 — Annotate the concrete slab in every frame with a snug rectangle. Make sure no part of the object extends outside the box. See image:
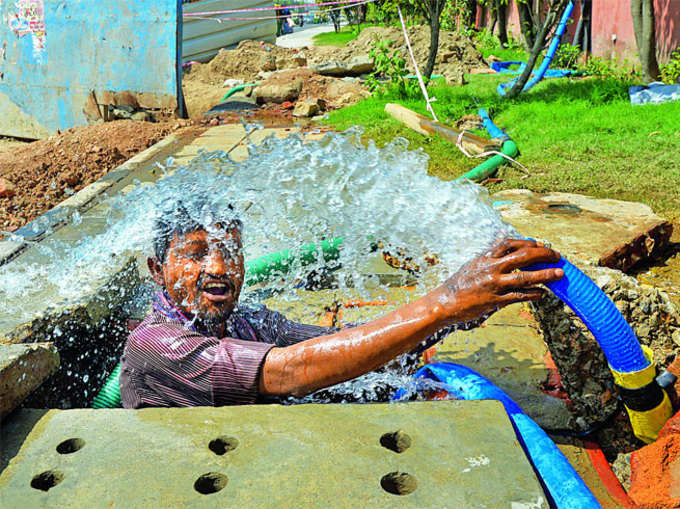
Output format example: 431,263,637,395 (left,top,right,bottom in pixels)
494,190,672,272
0,402,548,508
0,343,59,421
431,304,574,430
